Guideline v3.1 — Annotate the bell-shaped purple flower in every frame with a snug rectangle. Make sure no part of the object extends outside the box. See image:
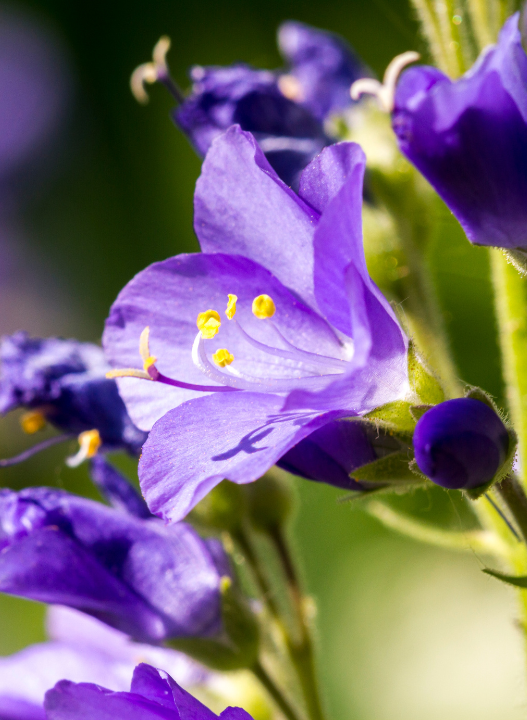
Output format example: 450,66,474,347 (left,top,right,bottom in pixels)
0,606,207,720
277,21,366,121
0,487,228,643
413,398,510,489
392,13,527,249
44,663,253,720
0,332,147,455
104,128,408,522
